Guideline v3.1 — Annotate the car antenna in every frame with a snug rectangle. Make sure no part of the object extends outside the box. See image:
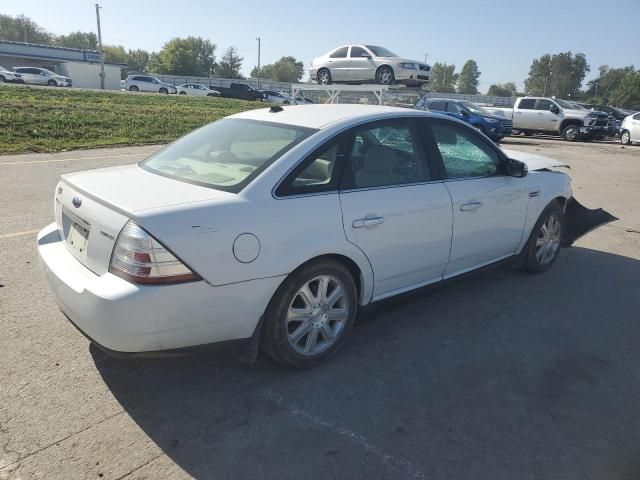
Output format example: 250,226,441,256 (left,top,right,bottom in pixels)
270,105,284,113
